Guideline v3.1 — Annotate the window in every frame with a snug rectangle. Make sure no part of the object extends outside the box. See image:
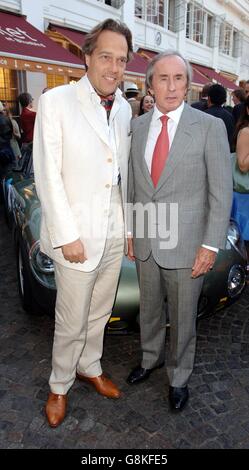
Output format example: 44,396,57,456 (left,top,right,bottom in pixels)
135,0,143,18
220,23,232,55
135,0,166,27
193,5,203,43
206,14,213,47
0,67,17,101
0,67,18,114
219,22,239,56
168,0,176,32
186,1,213,46
168,0,187,33
47,74,67,88
232,30,241,58
97,0,124,7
